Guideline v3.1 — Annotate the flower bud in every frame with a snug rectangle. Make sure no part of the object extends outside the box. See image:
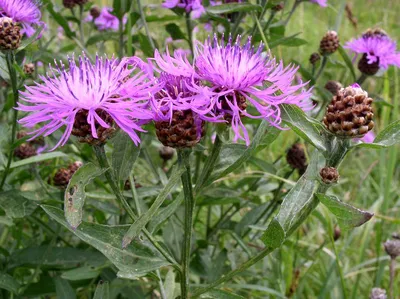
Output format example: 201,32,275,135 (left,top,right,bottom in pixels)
370,288,387,299
0,17,22,51
309,52,321,65
286,143,307,175
71,109,116,145
272,2,284,11
324,80,343,96
358,54,380,76
384,240,400,259
319,31,339,55
333,226,341,241
362,28,387,39
323,84,374,138
23,63,35,75
14,143,37,159
155,110,205,148
74,0,88,5
90,6,101,19
320,167,339,184
62,0,76,8
159,146,175,161
51,161,82,189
